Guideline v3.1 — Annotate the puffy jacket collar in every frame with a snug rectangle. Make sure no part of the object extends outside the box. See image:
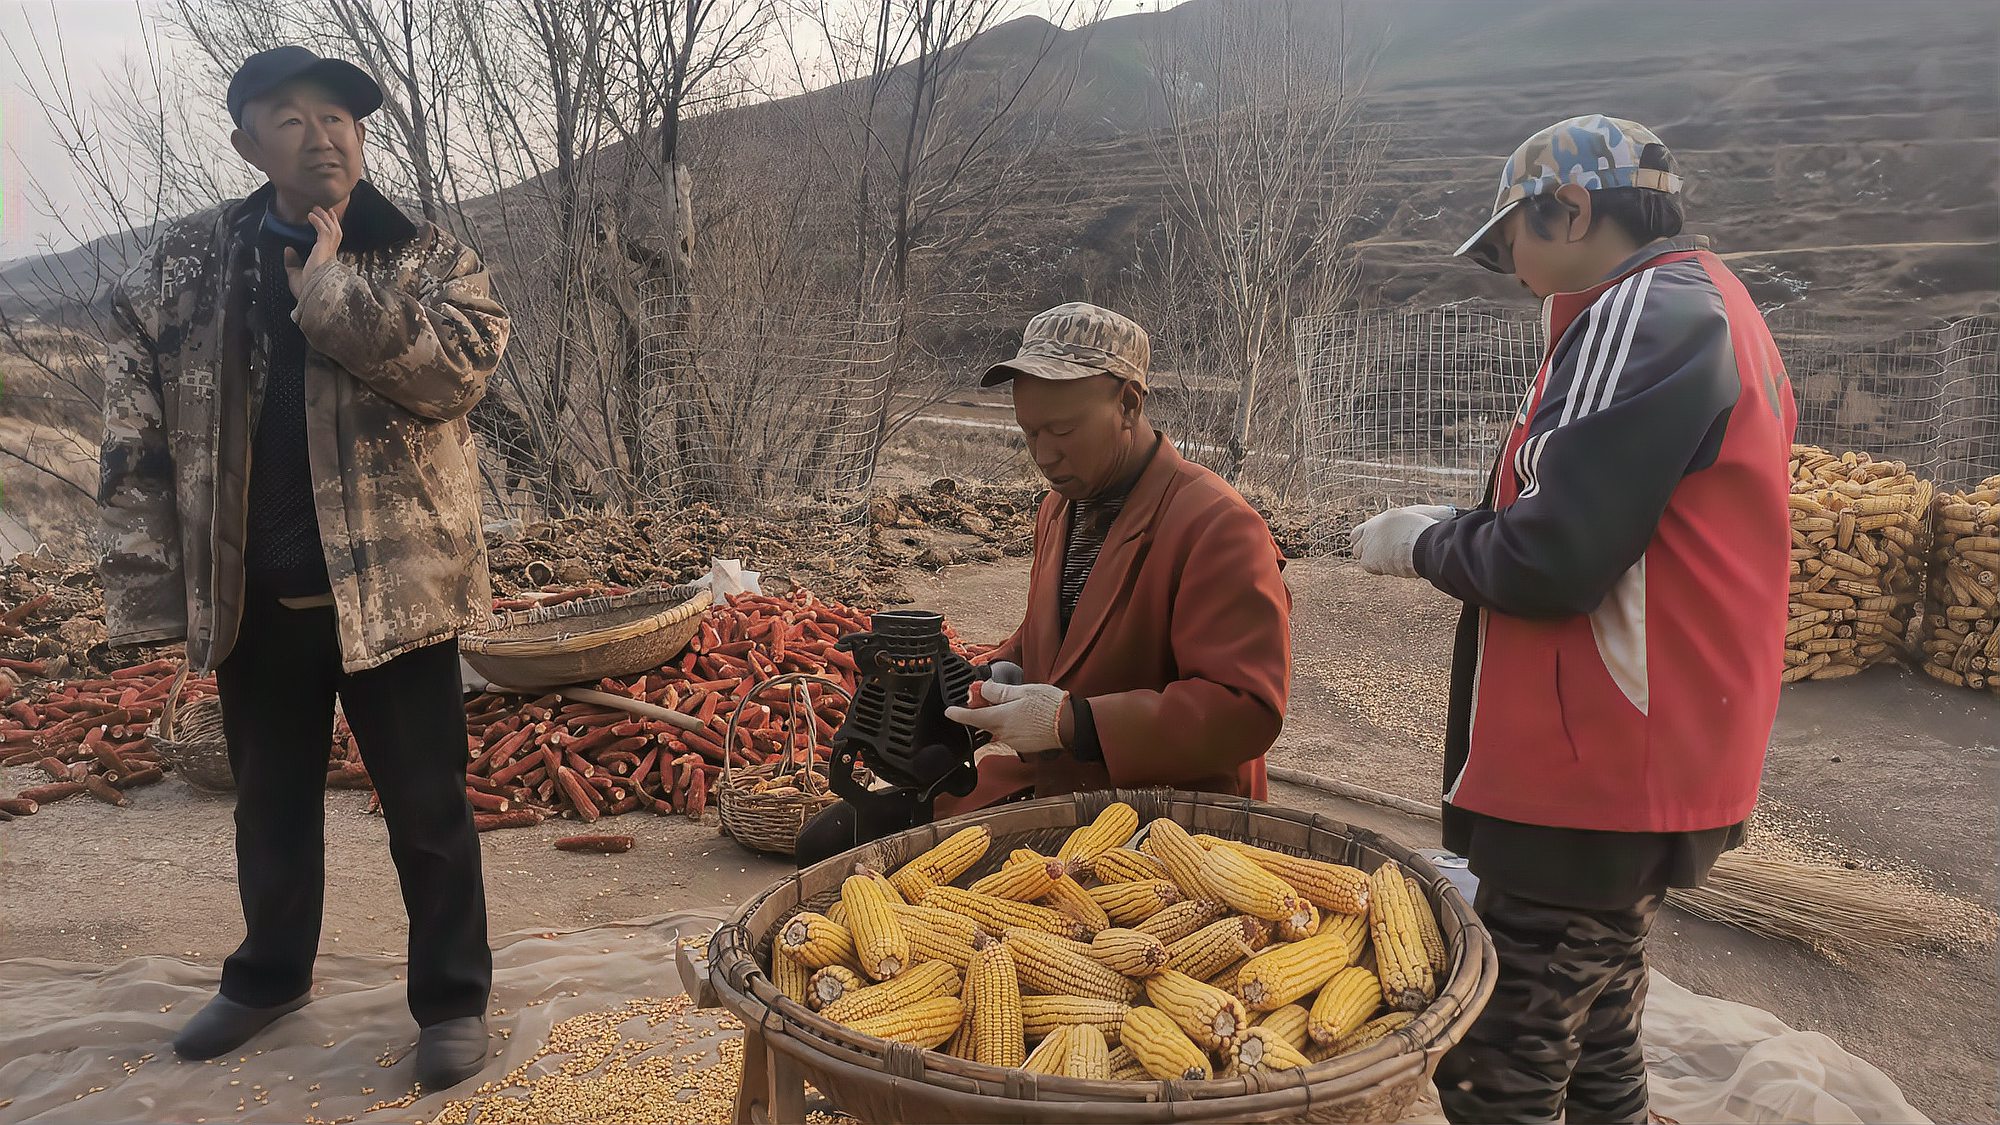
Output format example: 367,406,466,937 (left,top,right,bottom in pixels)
227,179,419,254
